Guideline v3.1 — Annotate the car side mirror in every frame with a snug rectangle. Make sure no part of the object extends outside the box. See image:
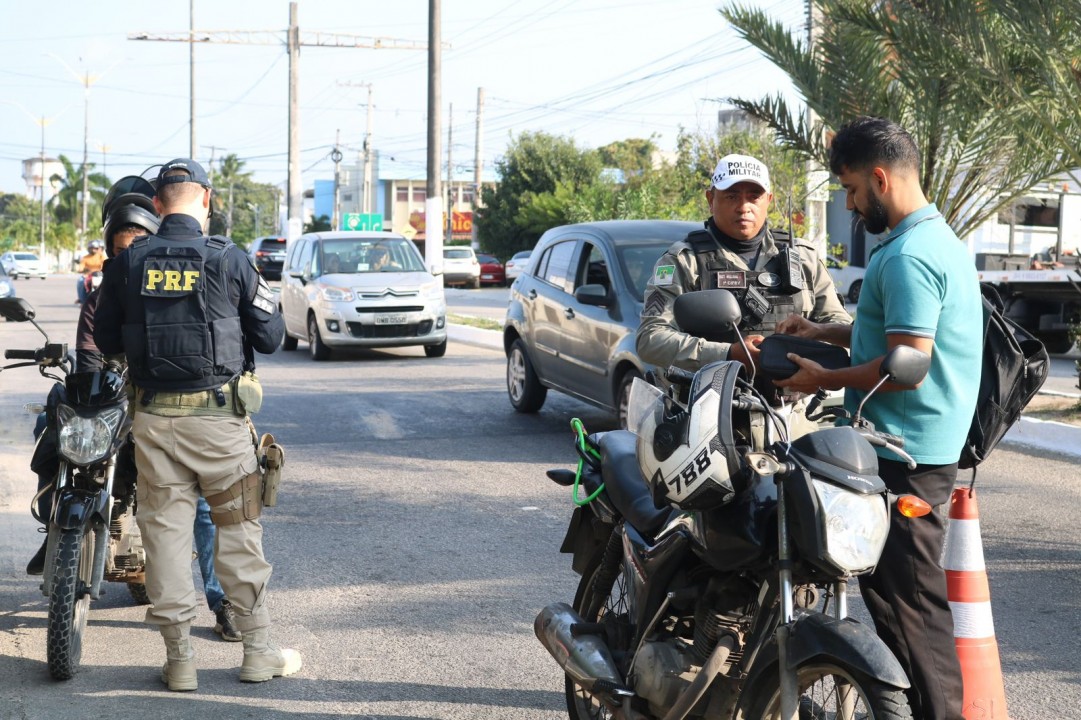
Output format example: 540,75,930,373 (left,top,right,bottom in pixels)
574,284,609,307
